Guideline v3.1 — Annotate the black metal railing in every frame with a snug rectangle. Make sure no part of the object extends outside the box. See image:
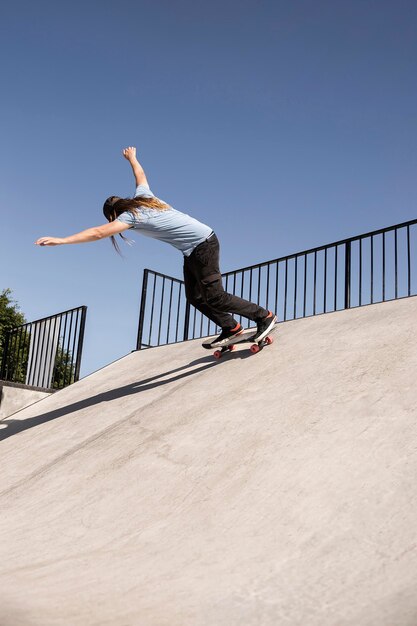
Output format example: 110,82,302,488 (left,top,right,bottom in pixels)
136,218,417,350
0,306,87,390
